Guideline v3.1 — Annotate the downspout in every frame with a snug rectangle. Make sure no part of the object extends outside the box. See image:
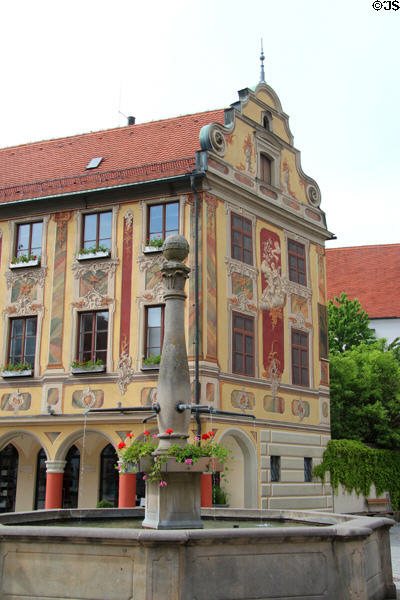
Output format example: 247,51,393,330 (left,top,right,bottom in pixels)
190,172,202,440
